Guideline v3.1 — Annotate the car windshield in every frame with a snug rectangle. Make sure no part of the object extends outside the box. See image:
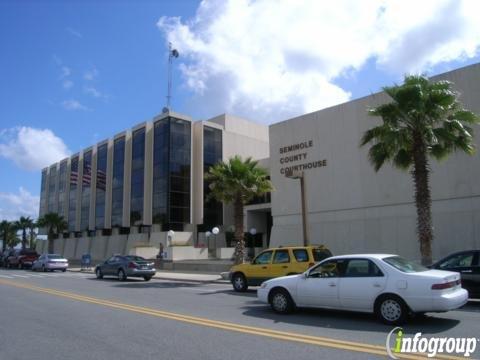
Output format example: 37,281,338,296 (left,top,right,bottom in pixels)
125,256,146,261
382,256,428,273
312,248,332,262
